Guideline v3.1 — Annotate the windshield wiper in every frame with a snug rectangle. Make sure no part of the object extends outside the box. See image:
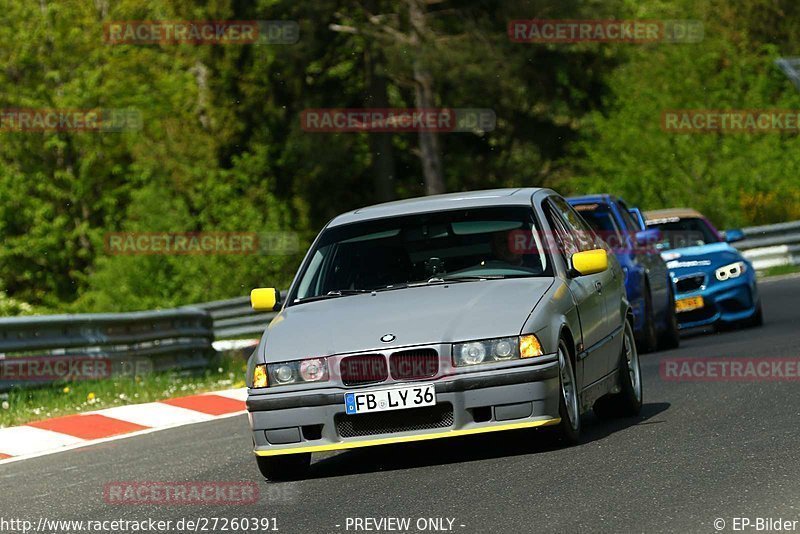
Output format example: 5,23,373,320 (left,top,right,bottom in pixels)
294,289,371,303
374,275,522,291
438,274,524,282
